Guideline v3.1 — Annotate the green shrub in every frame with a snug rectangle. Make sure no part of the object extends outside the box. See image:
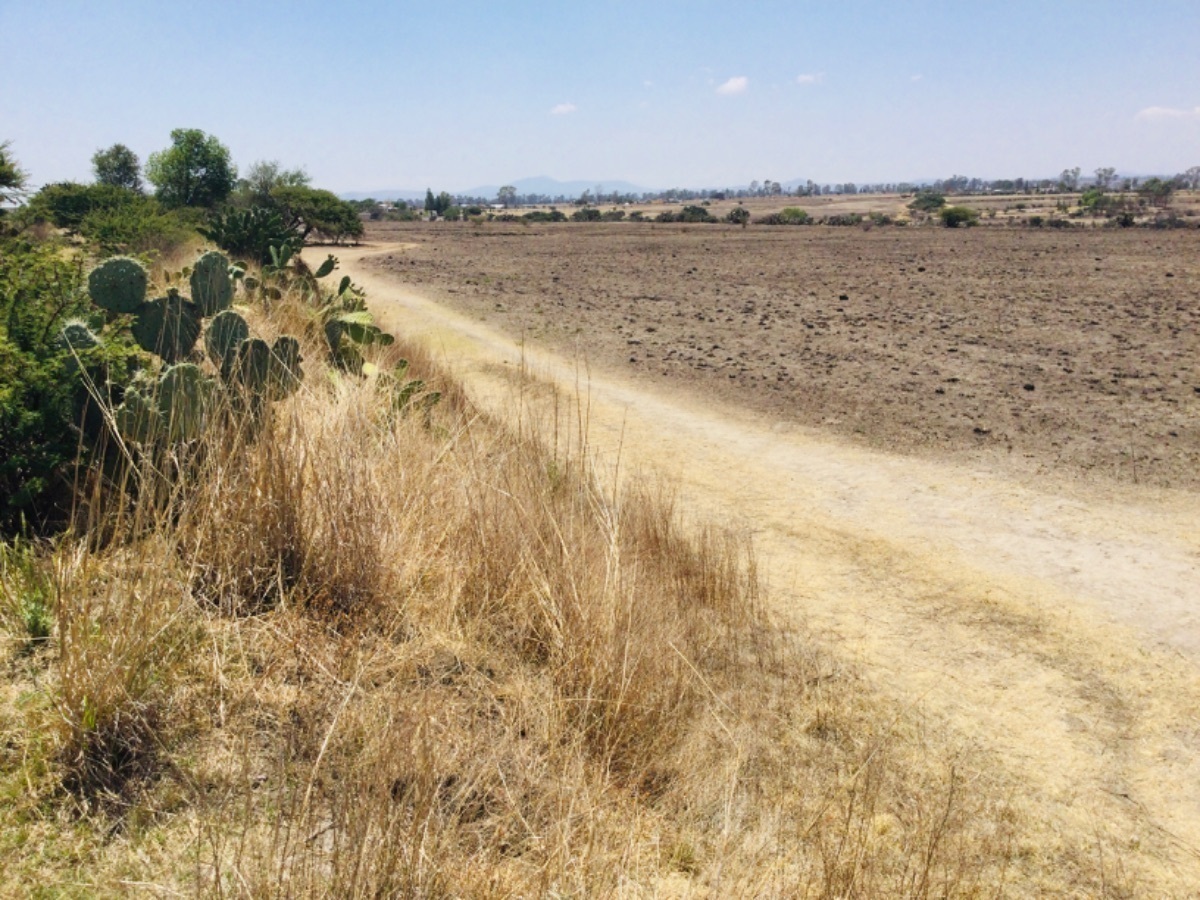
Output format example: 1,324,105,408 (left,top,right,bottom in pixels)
199,206,301,265
677,205,715,223
79,198,198,256
726,207,750,226
572,207,601,222
908,190,946,213
524,209,567,223
0,237,139,535
28,182,140,231
939,206,979,228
